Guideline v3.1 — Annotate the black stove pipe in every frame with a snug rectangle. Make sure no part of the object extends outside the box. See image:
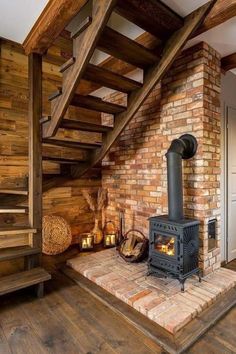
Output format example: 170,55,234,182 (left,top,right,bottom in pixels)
166,134,198,221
